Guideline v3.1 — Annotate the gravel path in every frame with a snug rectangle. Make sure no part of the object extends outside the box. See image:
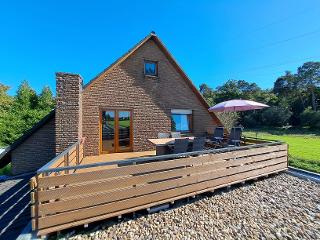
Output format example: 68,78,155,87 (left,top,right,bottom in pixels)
64,173,319,240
